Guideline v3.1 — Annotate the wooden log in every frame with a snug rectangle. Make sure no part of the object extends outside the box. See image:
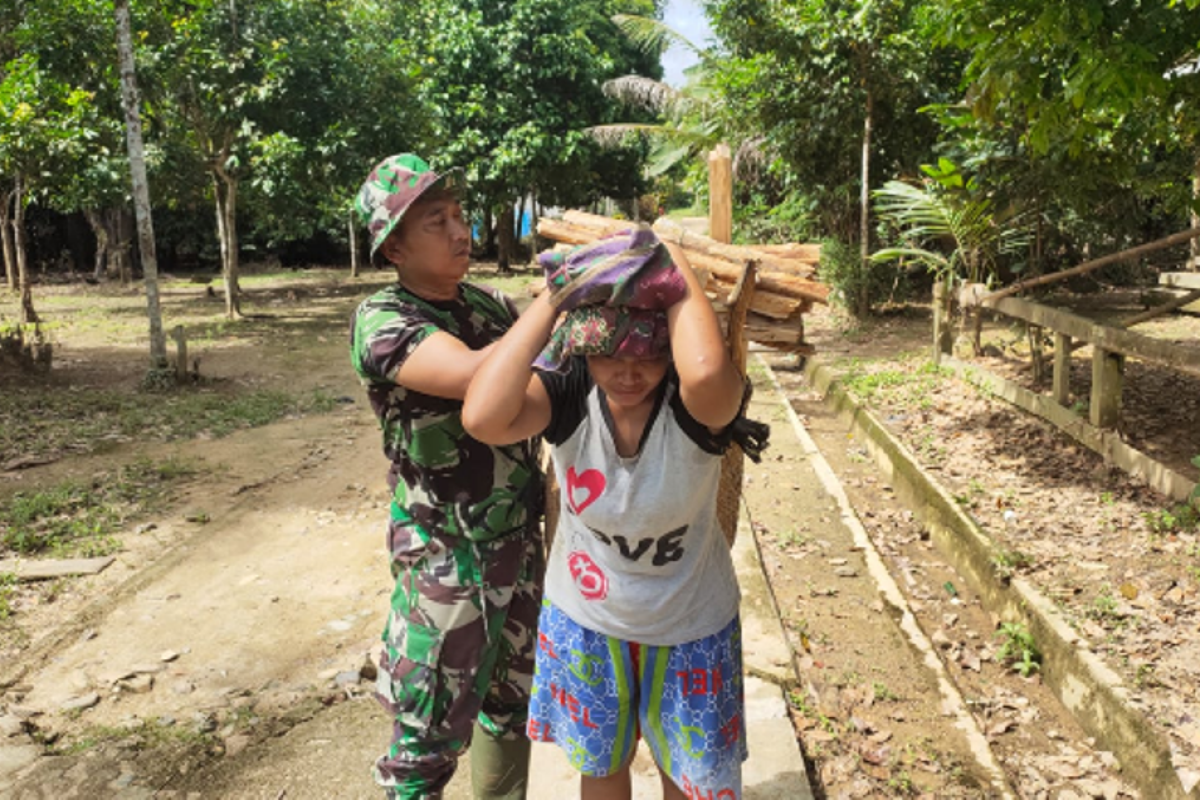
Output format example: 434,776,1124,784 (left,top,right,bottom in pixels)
1053,332,1072,406
684,250,829,305
538,221,829,305
707,283,807,320
536,218,606,246
718,257,754,546
982,226,1200,303
561,210,821,269
653,217,818,279
742,255,819,277
561,209,639,237
558,209,820,277
550,211,822,286
752,243,822,262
